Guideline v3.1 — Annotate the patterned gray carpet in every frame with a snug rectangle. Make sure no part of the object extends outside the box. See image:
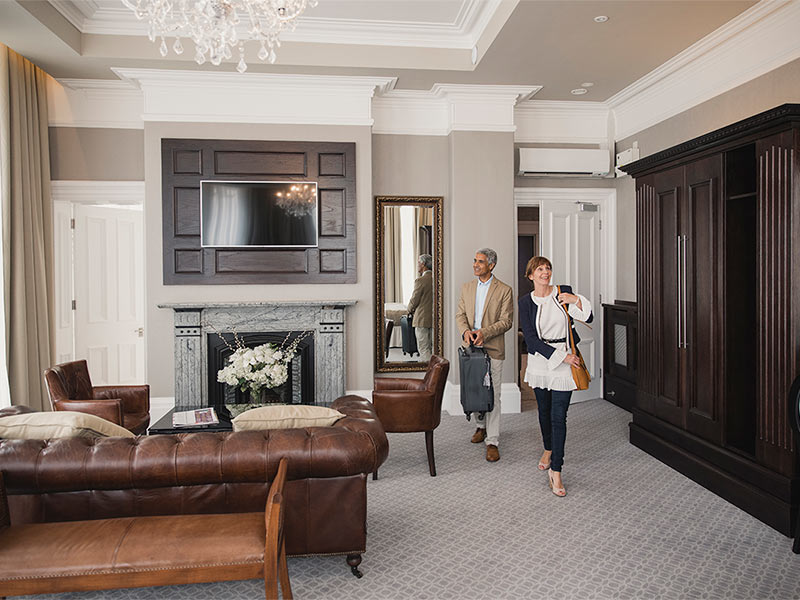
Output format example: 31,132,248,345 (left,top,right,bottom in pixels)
18,400,800,599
